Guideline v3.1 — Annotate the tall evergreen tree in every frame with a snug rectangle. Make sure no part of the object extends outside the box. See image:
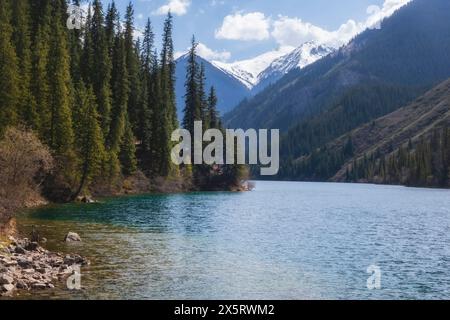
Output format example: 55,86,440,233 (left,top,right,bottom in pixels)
124,2,141,134
73,83,106,198
46,2,75,155
11,0,36,129
183,36,201,134
0,0,19,134
120,117,138,176
207,86,220,129
108,29,129,154
90,0,113,137
159,13,178,176
139,19,155,162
